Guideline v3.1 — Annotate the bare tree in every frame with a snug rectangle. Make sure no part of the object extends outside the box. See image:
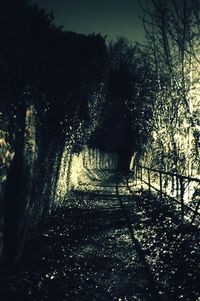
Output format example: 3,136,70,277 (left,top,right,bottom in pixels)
140,0,200,175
